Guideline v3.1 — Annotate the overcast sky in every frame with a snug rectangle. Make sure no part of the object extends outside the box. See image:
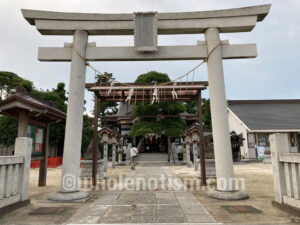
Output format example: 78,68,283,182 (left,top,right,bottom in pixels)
0,0,299,114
